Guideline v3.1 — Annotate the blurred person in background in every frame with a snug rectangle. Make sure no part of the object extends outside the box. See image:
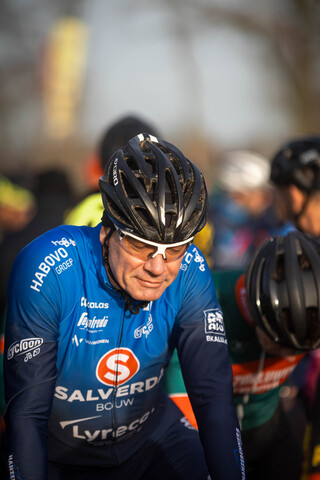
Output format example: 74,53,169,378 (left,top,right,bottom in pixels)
270,136,320,239
0,176,36,243
64,114,214,267
0,168,74,322
163,231,320,480
270,135,320,479
209,149,294,269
